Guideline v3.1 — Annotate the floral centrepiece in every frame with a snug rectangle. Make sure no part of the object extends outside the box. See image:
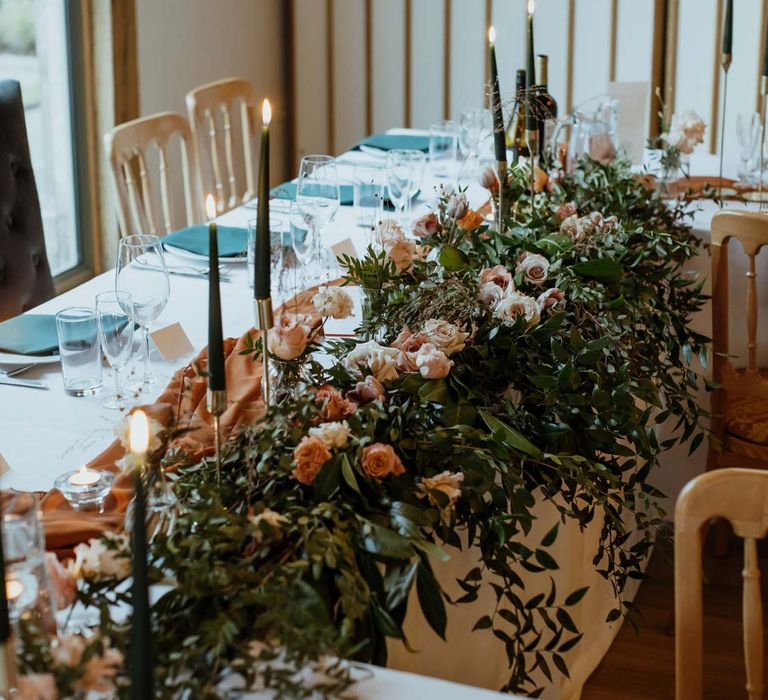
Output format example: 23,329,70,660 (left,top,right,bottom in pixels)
20,155,708,698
